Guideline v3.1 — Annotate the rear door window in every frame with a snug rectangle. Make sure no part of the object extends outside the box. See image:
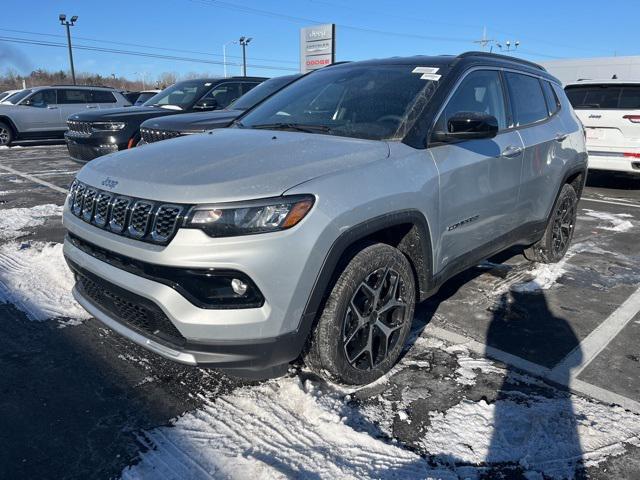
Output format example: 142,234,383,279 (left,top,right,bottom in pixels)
91,90,117,103
504,72,549,126
58,89,92,104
